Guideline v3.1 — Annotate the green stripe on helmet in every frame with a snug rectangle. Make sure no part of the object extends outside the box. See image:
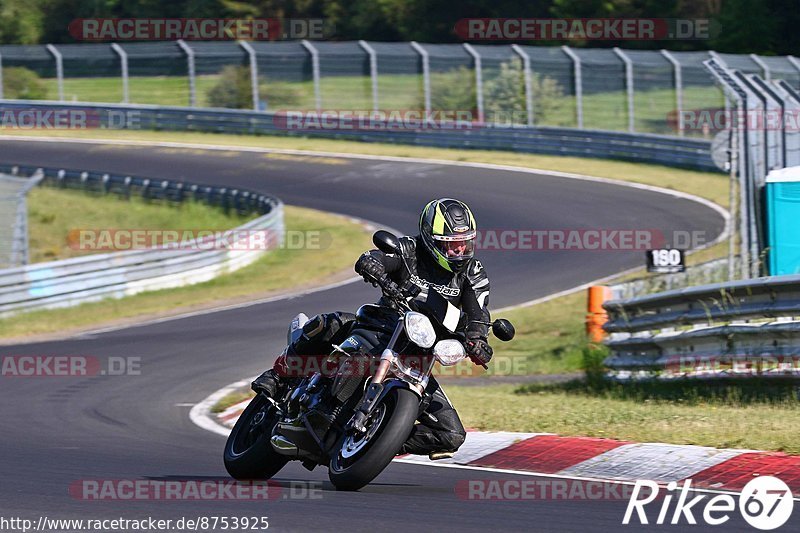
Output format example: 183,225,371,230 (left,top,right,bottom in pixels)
432,203,447,235
433,248,453,272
